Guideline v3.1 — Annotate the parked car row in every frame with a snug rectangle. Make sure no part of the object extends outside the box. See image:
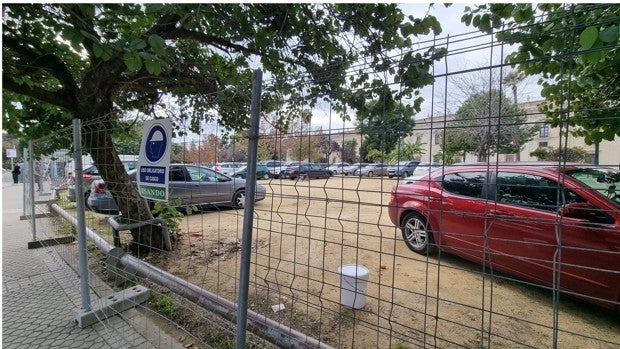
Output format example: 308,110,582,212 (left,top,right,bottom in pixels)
87,164,266,214
78,158,620,311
